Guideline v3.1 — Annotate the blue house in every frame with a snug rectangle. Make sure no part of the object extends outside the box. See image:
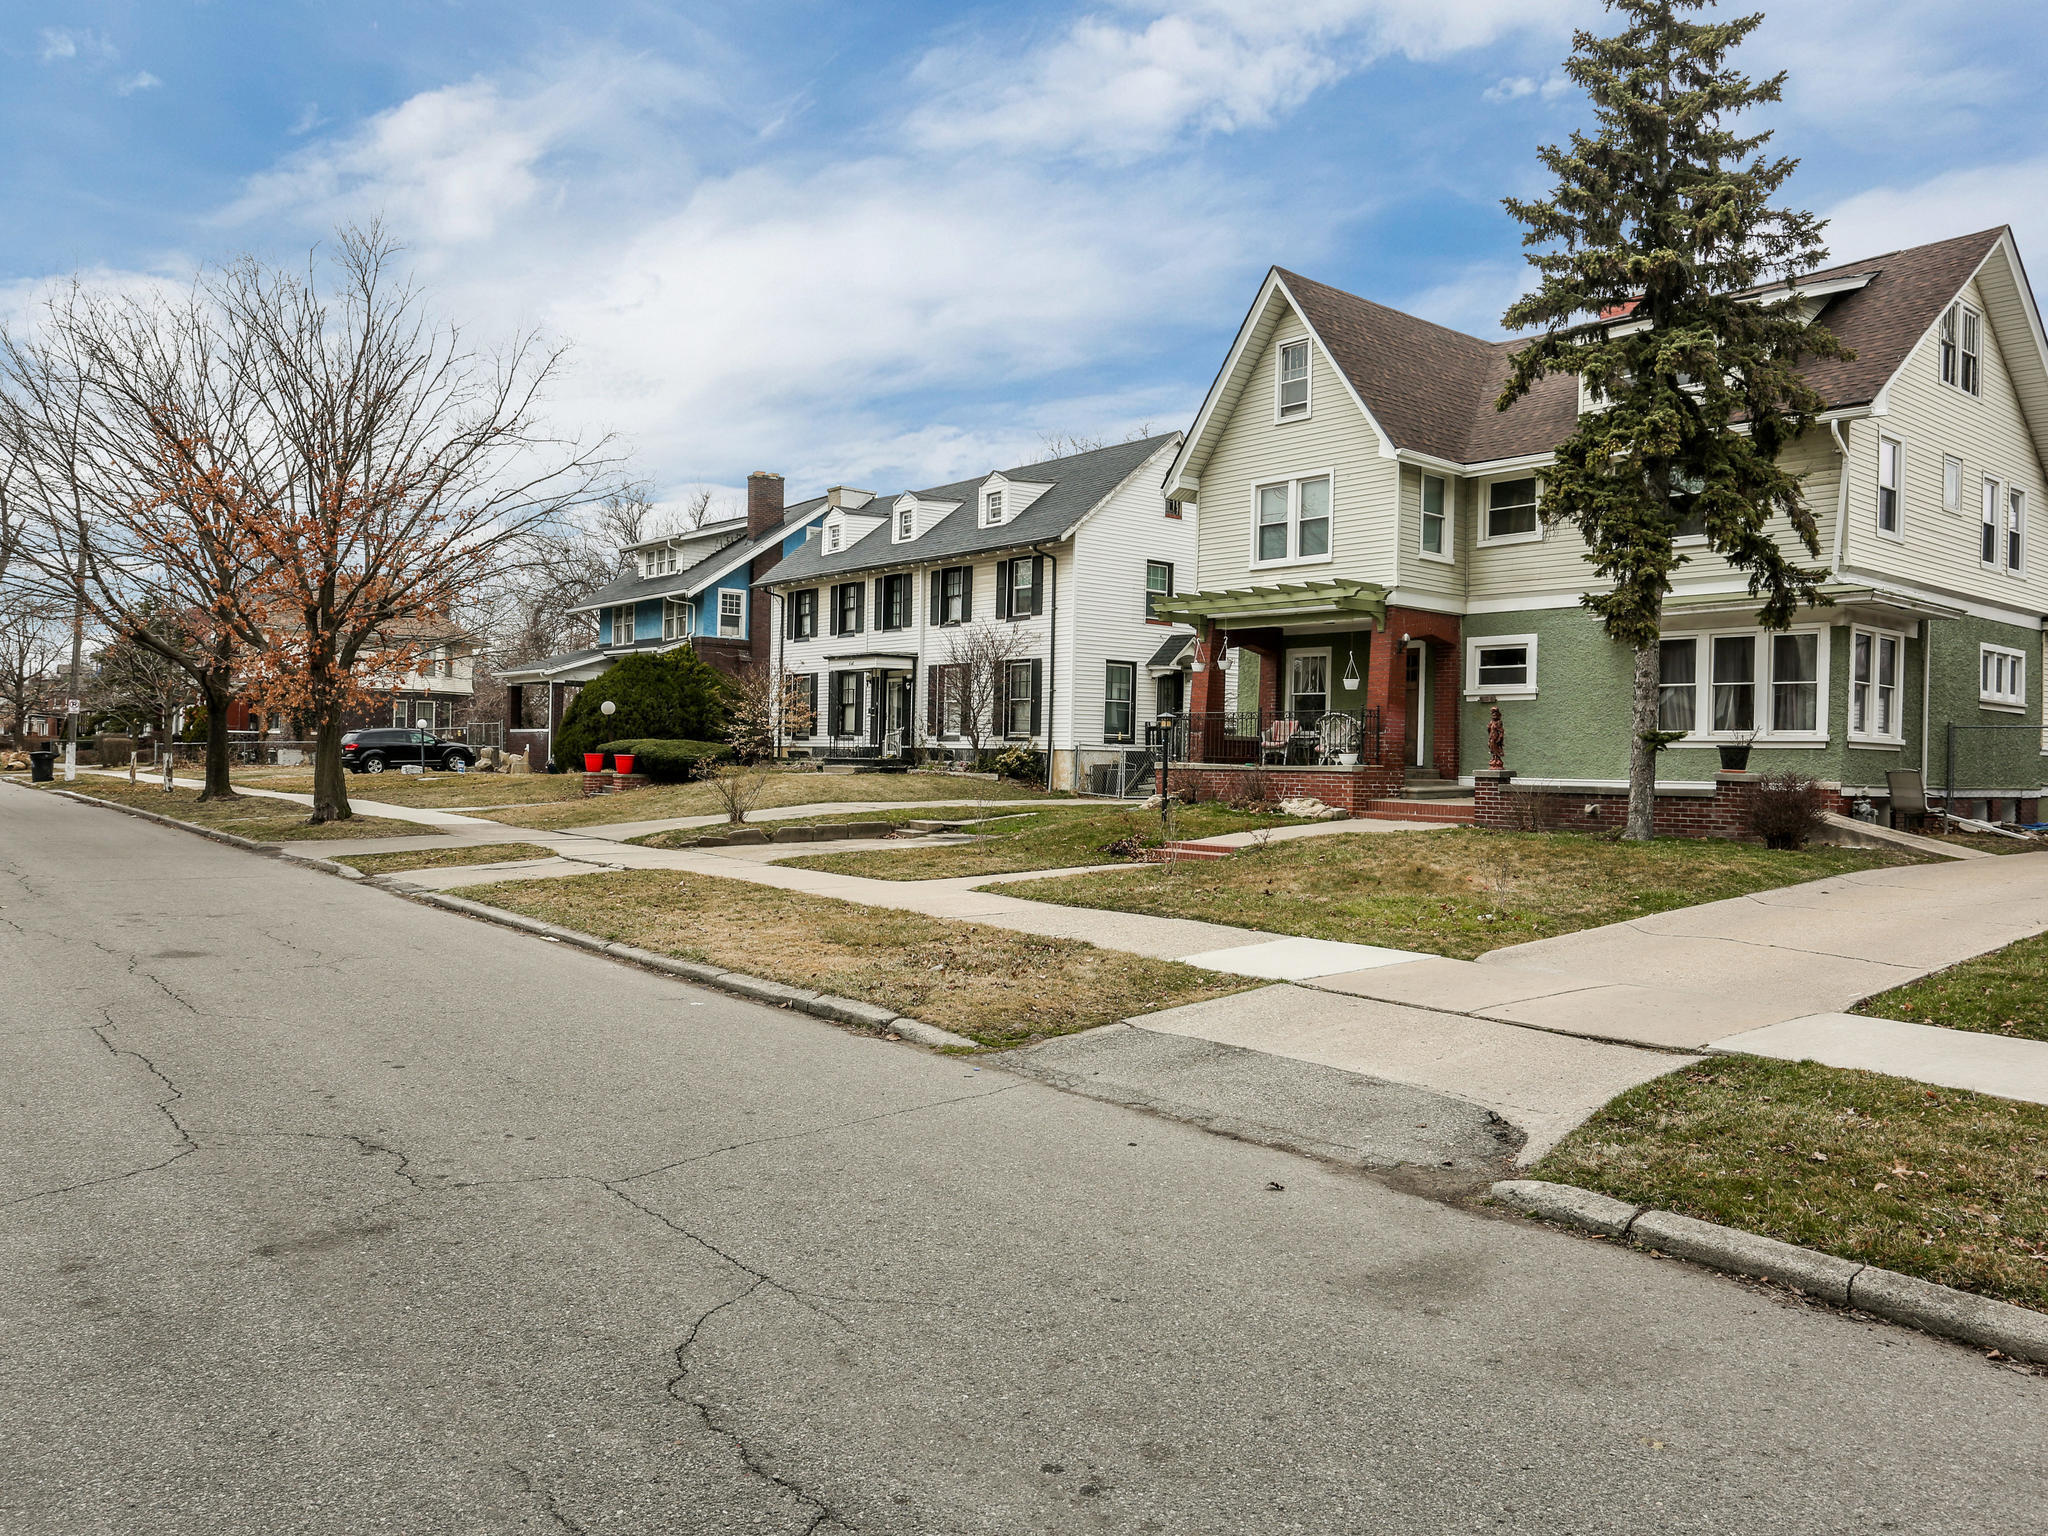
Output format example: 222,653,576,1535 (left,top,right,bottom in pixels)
498,472,830,765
